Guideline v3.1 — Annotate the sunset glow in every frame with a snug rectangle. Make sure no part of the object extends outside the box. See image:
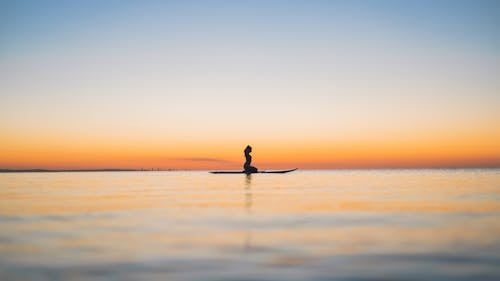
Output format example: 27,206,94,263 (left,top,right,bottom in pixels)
1,0,499,170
